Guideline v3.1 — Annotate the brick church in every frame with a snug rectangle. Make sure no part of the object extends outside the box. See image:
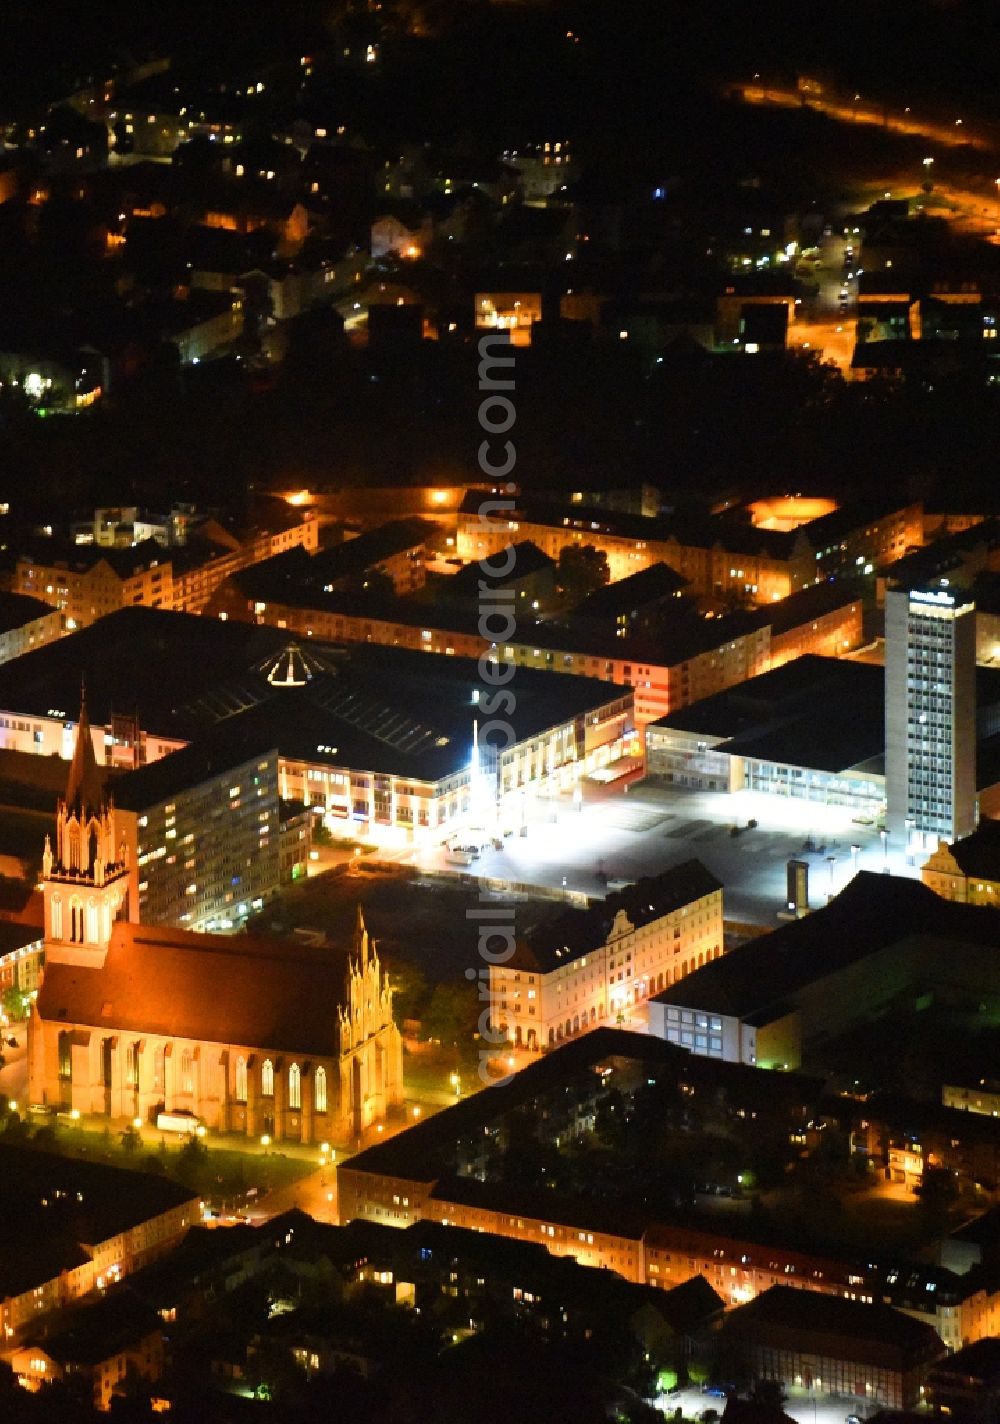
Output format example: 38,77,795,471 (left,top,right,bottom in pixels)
27,701,403,1144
